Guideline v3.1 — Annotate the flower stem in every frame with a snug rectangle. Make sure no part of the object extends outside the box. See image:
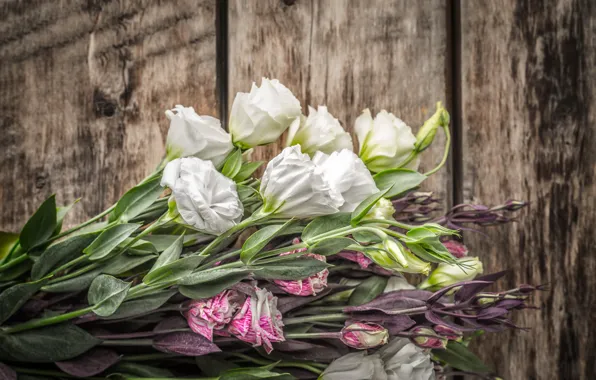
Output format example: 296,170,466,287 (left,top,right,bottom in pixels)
423,124,451,176
48,204,116,244
396,150,419,169
283,313,348,325
100,338,154,346
2,306,95,334
199,210,270,256
0,253,29,273
284,332,341,340
12,367,104,380
230,353,324,375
